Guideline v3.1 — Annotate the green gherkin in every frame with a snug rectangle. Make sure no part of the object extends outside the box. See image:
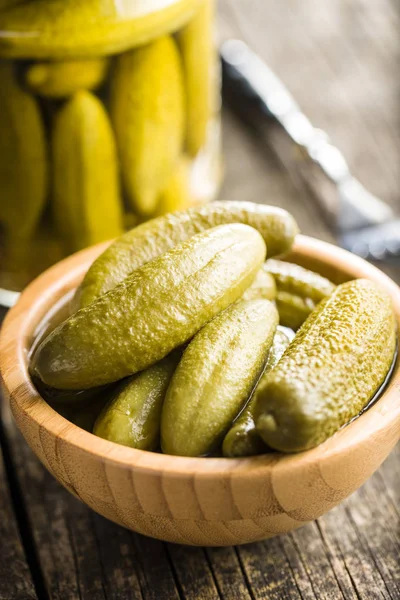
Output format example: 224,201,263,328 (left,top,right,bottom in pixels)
222,327,290,458
265,259,336,330
255,279,396,453
94,353,180,450
0,62,47,243
73,201,298,311
110,36,185,217
25,58,109,98
177,0,217,156
0,0,202,59
52,90,123,254
32,224,266,390
242,268,276,302
161,299,278,457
